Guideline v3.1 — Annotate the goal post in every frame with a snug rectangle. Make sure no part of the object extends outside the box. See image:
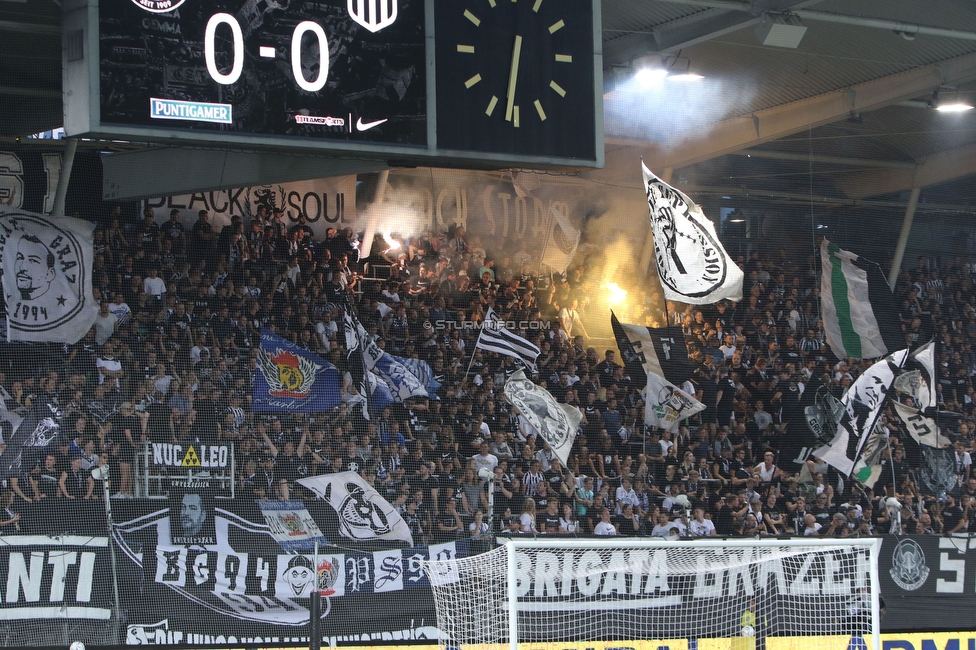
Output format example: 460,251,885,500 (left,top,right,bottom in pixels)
423,537,882,650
